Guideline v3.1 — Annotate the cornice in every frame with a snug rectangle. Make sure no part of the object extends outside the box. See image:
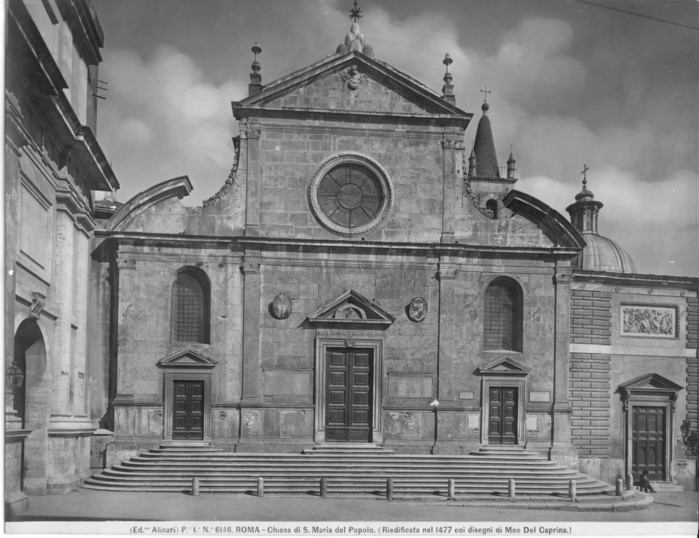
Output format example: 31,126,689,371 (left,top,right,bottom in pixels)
574,270,698,289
